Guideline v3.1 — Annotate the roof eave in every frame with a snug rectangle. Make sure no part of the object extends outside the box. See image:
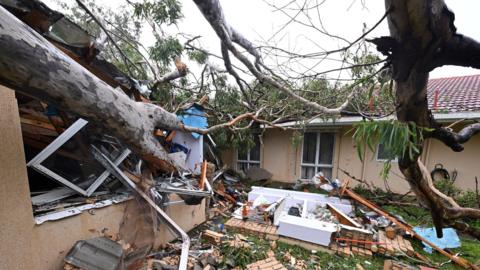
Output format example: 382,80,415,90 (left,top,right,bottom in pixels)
272,111,480,128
